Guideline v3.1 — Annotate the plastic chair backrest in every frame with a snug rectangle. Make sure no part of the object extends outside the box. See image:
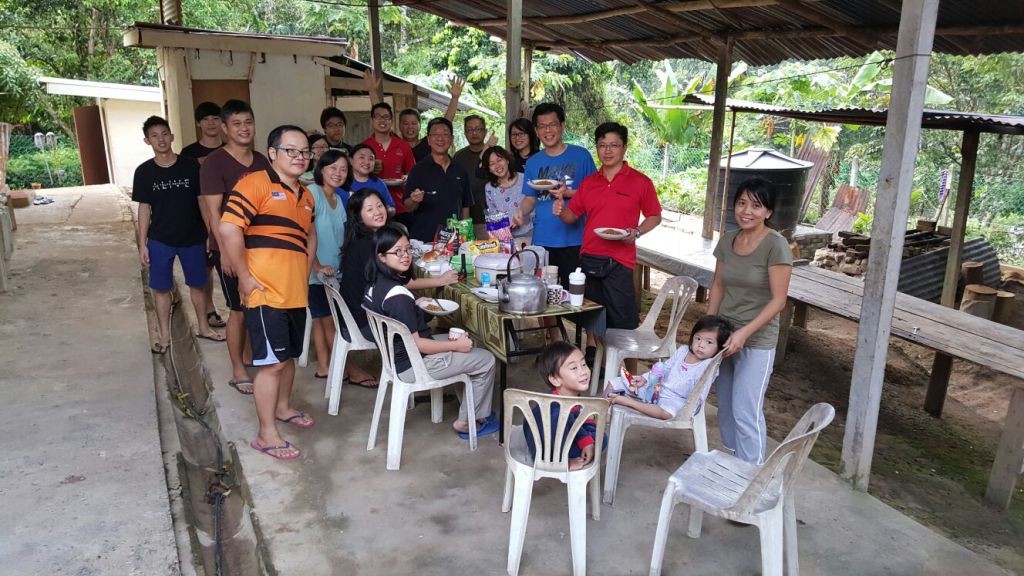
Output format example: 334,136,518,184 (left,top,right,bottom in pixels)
503,388,610,474
729,403,836,515
325,283,374,347
638,276,698,343
674,351,726,422
363,306,432,386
